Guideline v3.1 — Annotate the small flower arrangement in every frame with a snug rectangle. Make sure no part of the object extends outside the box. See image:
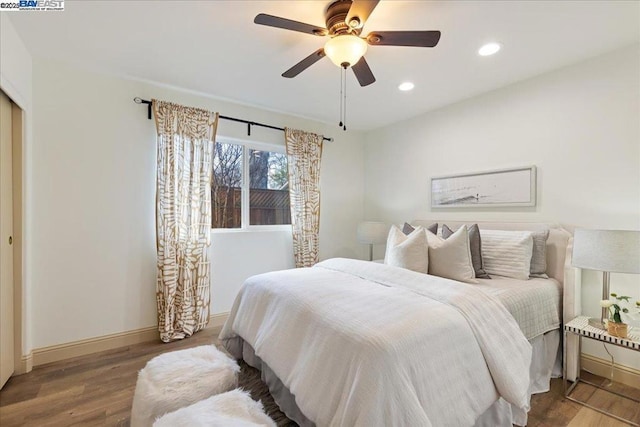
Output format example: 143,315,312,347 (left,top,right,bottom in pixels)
600,293,640,323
